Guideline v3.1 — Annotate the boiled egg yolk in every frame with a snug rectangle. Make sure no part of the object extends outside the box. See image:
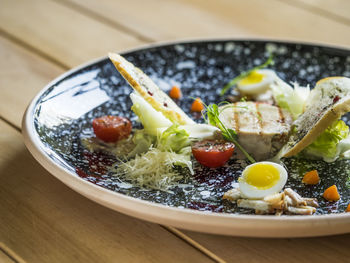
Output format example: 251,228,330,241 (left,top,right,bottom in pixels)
237,69,277,96
239,70,264,86
239,161,288,199
244,163,280,190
